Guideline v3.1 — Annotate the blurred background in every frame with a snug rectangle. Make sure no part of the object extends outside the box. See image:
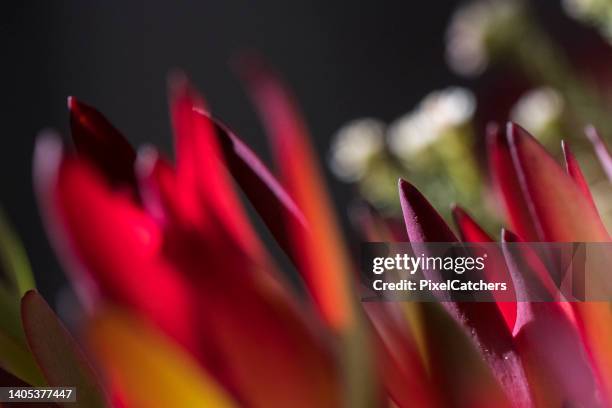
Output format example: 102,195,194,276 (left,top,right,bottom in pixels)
1,0,610,303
